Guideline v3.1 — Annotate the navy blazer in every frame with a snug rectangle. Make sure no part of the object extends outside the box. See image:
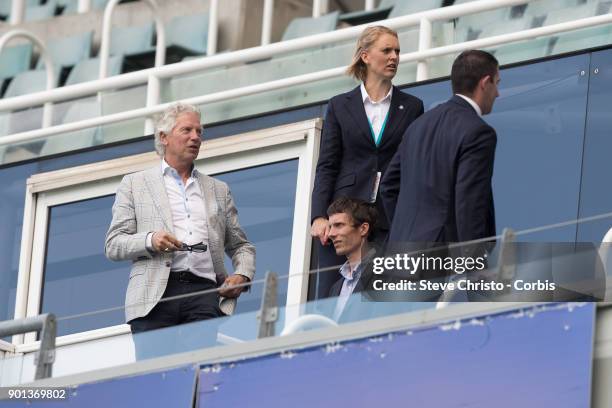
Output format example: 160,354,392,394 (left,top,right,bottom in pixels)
311,85,424,229
381,95,497,245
